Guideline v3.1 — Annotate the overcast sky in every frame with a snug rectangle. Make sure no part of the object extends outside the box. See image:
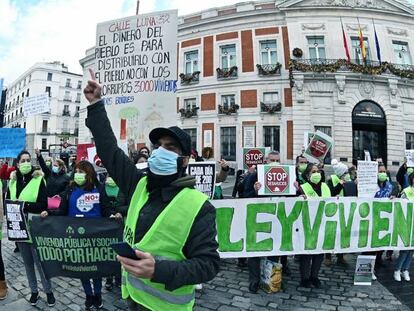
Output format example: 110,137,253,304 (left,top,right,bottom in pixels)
1,0,413,86
0,0,244,85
